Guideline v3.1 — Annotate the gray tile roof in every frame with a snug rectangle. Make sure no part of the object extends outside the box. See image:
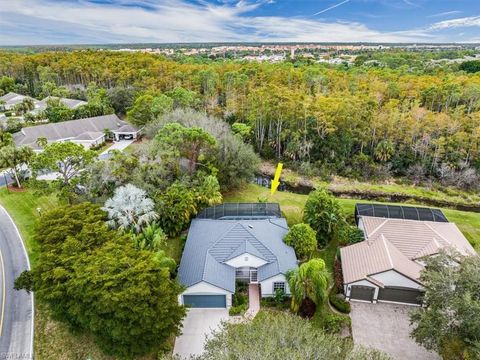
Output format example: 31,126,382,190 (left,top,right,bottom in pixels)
178,218,297,292
13,114,138,149
73,131,104,141
0,92,37,107
34,97,88,113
